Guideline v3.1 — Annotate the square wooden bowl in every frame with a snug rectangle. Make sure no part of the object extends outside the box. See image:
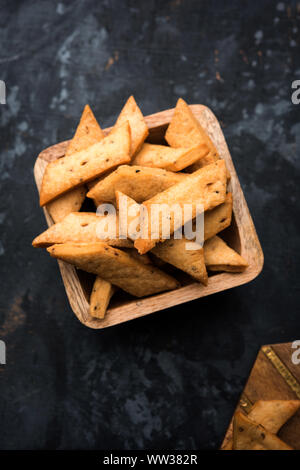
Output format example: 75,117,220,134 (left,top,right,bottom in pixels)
34,105,264,329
